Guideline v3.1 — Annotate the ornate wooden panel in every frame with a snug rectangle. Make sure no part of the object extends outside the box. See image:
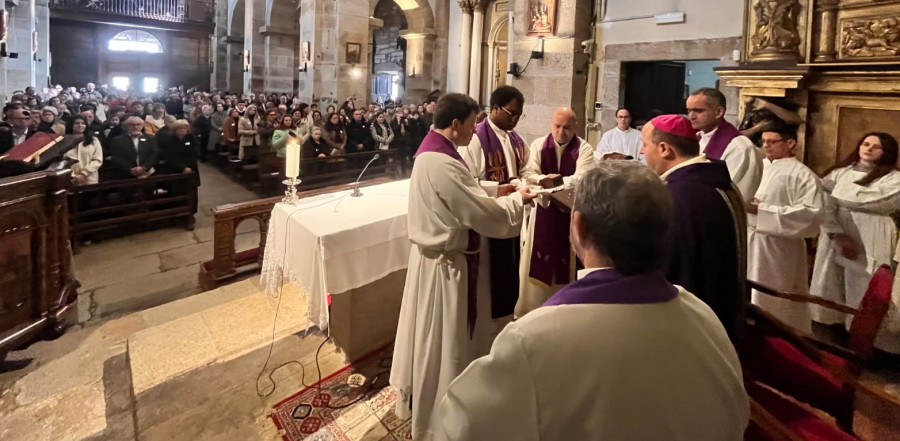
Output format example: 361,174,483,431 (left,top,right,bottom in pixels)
839,15,900,60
